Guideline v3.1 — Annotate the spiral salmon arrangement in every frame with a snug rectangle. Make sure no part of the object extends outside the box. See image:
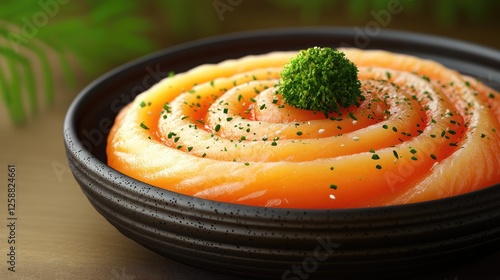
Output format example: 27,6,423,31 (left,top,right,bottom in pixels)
107,49,500,209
